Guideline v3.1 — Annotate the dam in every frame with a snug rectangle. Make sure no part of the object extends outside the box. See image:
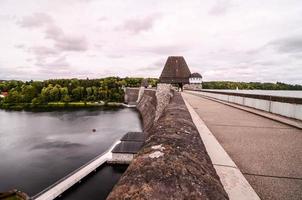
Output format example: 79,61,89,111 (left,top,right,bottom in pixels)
2,57,301,200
